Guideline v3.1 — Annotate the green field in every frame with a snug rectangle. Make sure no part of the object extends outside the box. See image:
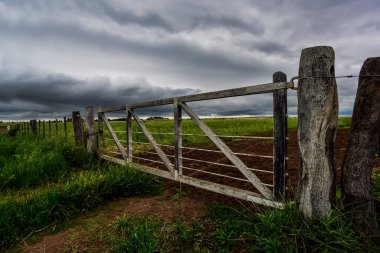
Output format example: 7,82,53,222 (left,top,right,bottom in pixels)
1,116,379,252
